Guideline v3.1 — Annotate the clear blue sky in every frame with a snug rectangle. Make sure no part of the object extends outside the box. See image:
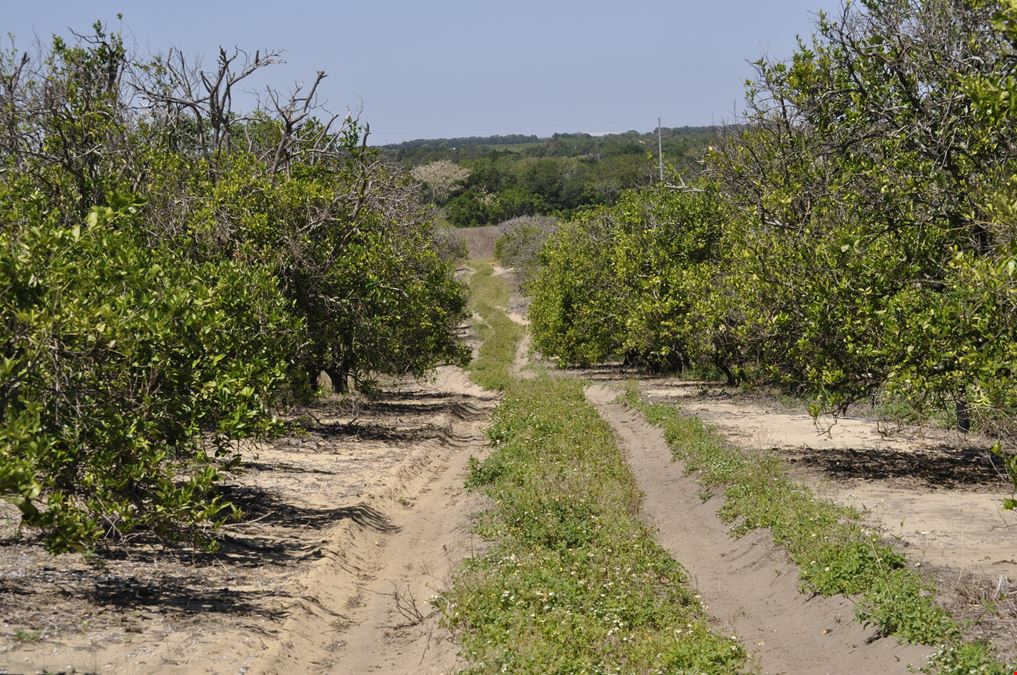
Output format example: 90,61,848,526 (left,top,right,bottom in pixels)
4,1,842,144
